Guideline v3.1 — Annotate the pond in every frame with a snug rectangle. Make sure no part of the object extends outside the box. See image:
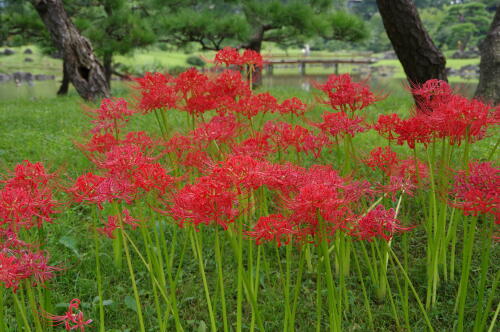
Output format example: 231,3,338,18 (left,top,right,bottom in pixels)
0,74,478,101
